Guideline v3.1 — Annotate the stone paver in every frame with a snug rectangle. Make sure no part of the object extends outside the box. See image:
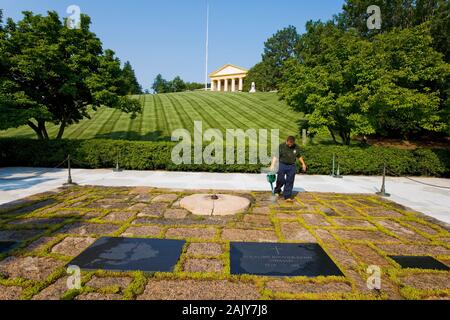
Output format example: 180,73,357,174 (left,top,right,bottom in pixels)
404,221,440,235
86,276,133,291
240,215,273,228
347,243,391,267
186,243,223,256
102,211,135,222
0,185,449,301
252,207,271,215
75,293,123,300
57,222,119,236
0,229,43,241
301,214,331,227
51,236,96,256
266,280,352,294
152,194,179,203
164,209,189,220
0,285,22,300
376,243,450,256
332,218,374,228
184,258,224,273
1,169,449,224
328,202,361,217
365,208,405,218
137,280,260,300
280,222,317,242
332,229,399,243
221,228,278,242
8,218,65,227
26,236,56,252
166,227,217,240
0,256,64,281
377,220,428,242
121,225,162,237
32,277,69,300
135,203,169,217
400,273,450,291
